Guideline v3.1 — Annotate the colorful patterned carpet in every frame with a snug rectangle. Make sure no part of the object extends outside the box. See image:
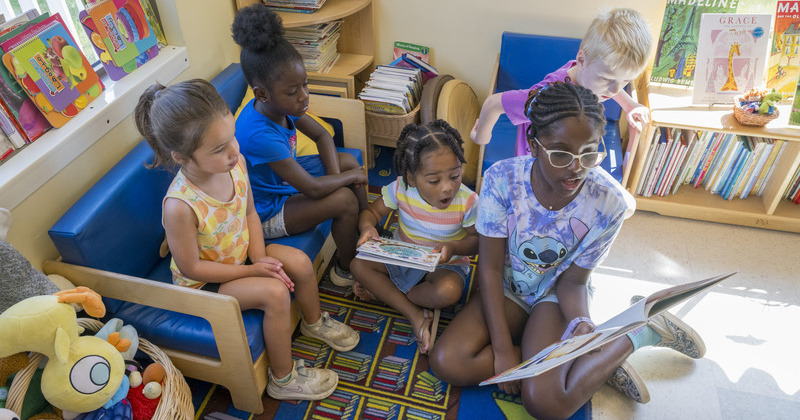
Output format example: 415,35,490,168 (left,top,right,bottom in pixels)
187,146,591,419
